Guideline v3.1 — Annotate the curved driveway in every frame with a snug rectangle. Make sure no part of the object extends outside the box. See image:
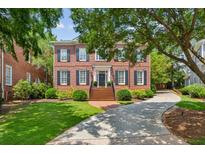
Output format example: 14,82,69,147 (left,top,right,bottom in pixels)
48,90,187,145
